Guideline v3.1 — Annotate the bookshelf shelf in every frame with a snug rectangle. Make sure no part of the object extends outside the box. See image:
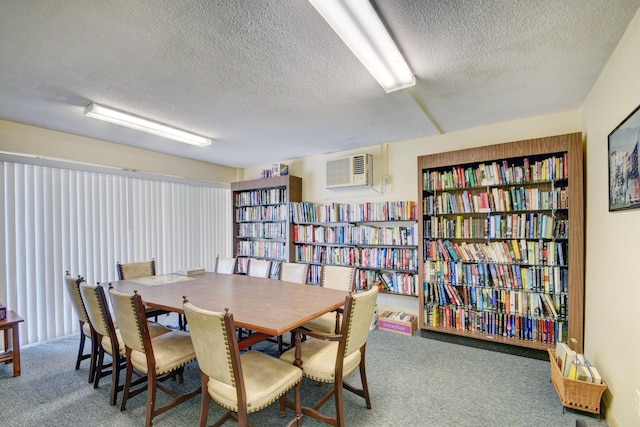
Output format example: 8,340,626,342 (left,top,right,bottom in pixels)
231,175,302,275
417,133,584,352
291,201,420,296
